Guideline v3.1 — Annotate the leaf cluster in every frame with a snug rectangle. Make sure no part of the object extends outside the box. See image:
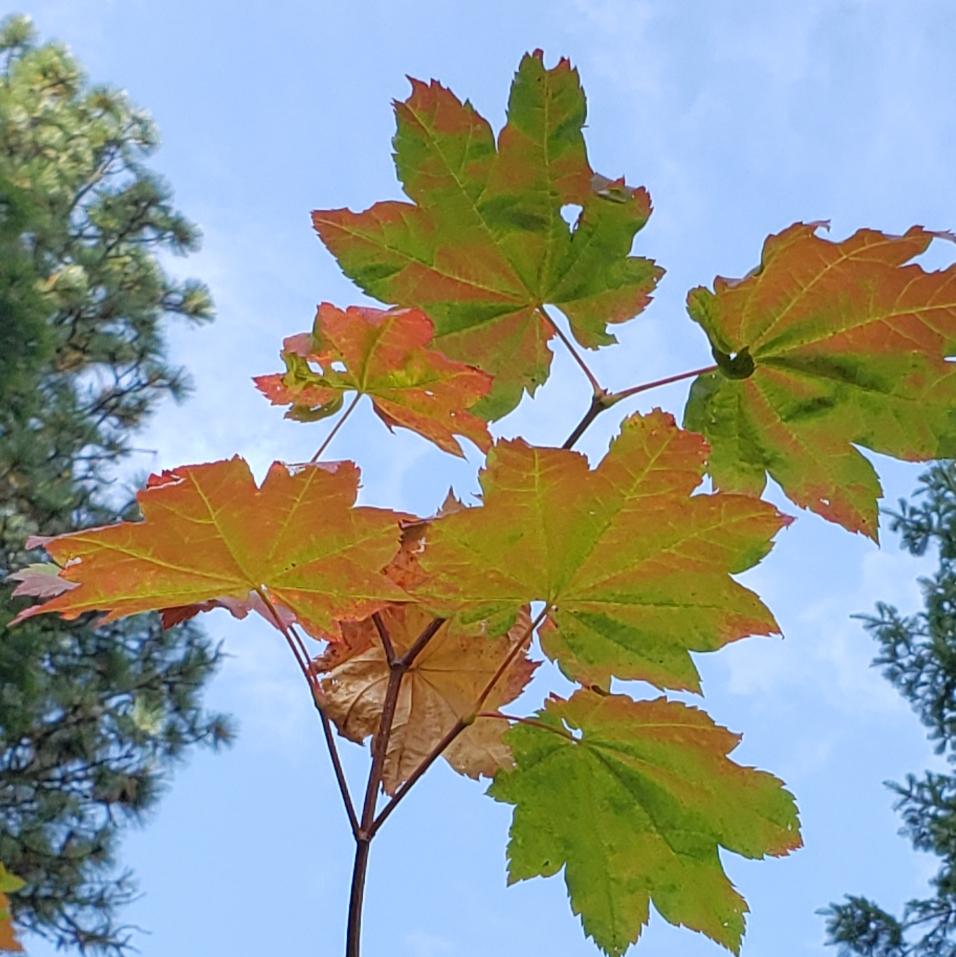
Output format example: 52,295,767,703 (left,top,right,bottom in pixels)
9,46,956,957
